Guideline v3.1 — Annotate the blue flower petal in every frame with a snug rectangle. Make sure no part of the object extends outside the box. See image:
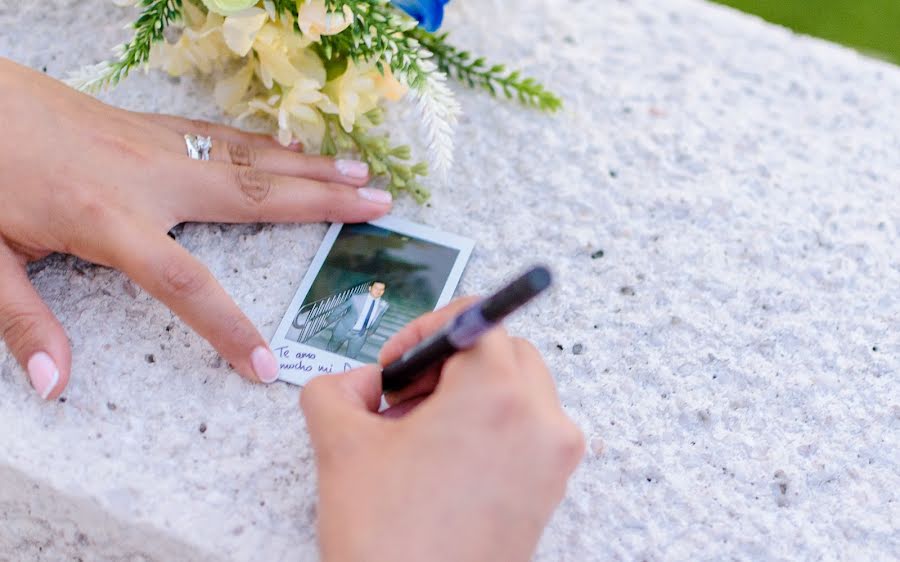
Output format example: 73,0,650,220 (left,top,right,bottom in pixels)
391,0,448,32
